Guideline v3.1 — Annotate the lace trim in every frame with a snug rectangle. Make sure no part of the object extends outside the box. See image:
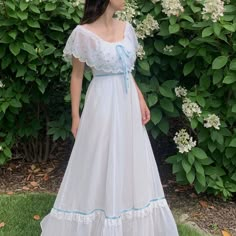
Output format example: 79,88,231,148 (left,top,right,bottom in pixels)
77,21,129,45
62,22,137,74
50,197,167,227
